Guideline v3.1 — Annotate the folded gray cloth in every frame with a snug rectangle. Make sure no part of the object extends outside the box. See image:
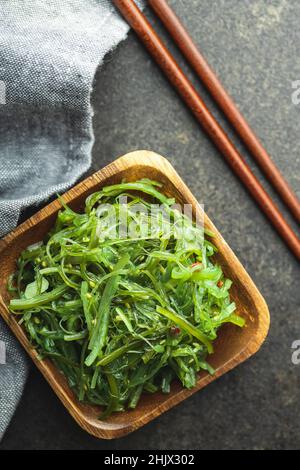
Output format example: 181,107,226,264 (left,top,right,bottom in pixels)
0,0,141,439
